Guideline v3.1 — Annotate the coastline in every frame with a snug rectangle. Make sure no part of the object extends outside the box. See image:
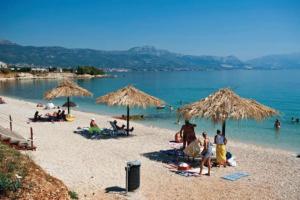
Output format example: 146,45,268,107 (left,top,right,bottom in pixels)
0,72,114,82
0,96,299,199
